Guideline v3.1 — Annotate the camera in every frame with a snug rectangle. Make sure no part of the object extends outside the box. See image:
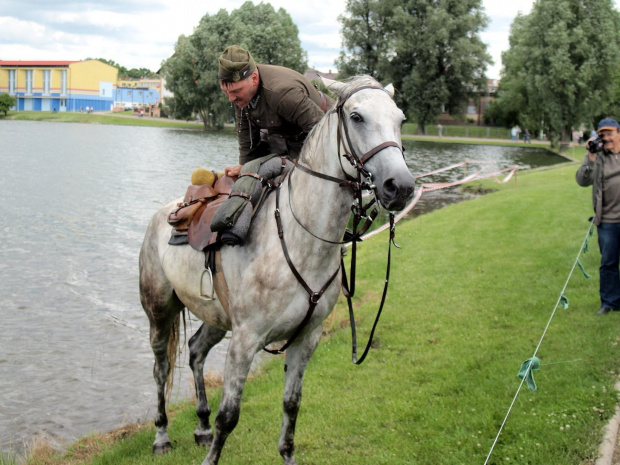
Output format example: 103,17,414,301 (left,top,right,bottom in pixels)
587,136,604,153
